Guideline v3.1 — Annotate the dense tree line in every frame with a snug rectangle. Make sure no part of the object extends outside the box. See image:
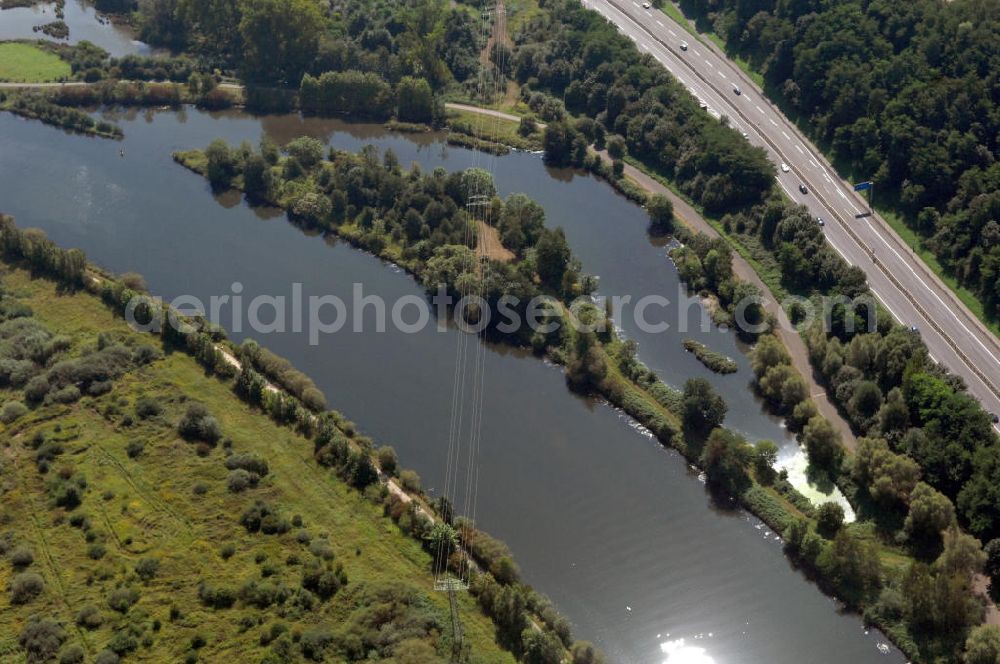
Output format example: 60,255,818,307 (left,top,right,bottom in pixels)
135,0,482,91
685,0,1000,321
521,0,773,212
185,138,590,346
